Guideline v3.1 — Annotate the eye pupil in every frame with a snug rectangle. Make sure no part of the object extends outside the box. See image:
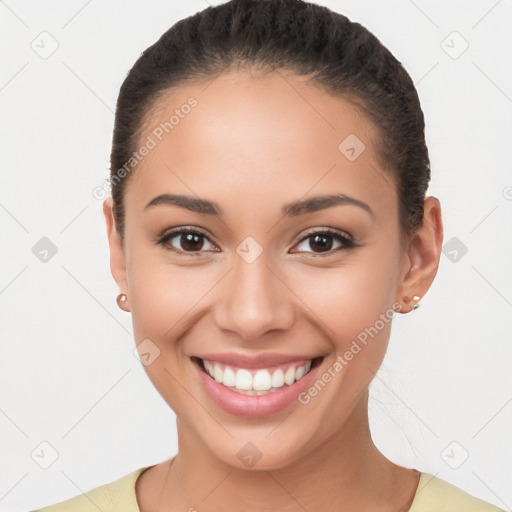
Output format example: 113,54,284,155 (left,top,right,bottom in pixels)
310,234,333,252
181,233,203,251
